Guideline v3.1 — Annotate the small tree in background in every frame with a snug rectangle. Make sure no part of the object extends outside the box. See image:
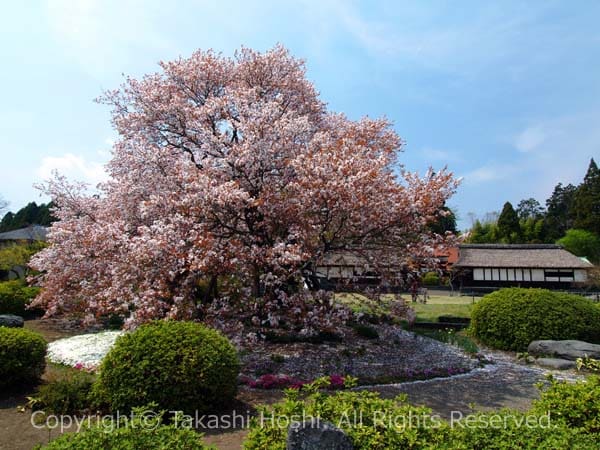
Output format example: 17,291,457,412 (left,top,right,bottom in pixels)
516,198,544,221
557,229,600,264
